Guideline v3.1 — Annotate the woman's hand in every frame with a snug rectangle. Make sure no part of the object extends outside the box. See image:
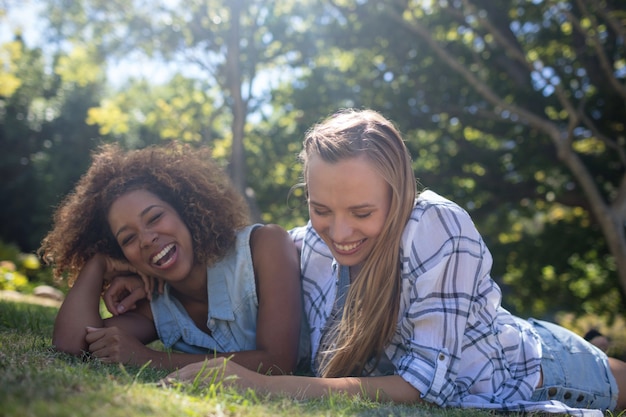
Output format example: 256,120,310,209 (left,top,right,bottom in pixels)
162,358,262,390
96,255,140,283
139,274,166,301
97,254,163,302
103,275,147,315
85,326,151,366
